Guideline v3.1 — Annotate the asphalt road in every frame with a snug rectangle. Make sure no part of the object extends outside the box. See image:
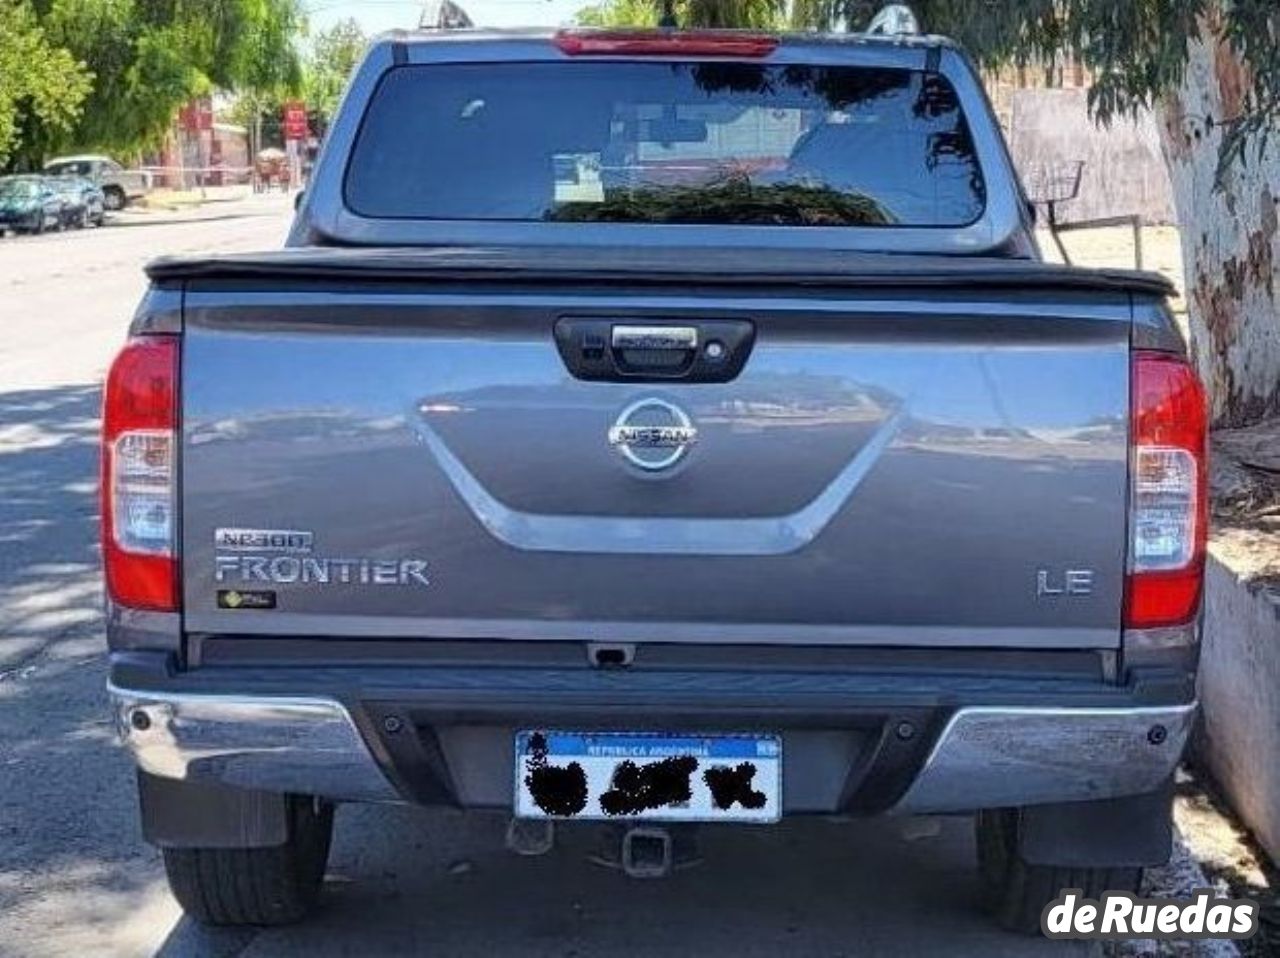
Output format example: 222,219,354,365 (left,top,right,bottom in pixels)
0,200,1096,957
